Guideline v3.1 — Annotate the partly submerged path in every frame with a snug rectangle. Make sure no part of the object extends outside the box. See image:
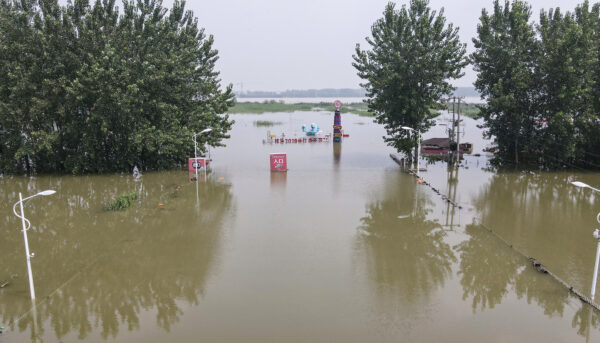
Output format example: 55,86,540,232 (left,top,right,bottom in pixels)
389,153,600,312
